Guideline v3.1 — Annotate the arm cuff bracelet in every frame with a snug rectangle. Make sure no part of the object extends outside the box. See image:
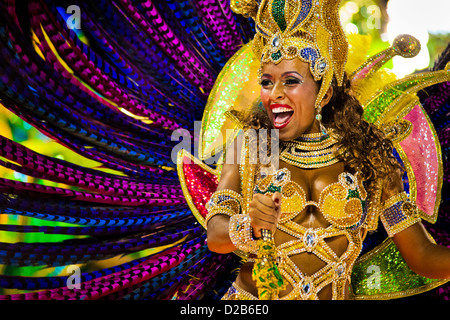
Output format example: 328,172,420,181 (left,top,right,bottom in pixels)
229,214,258,254
380,192,421,237
205,189,243,226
